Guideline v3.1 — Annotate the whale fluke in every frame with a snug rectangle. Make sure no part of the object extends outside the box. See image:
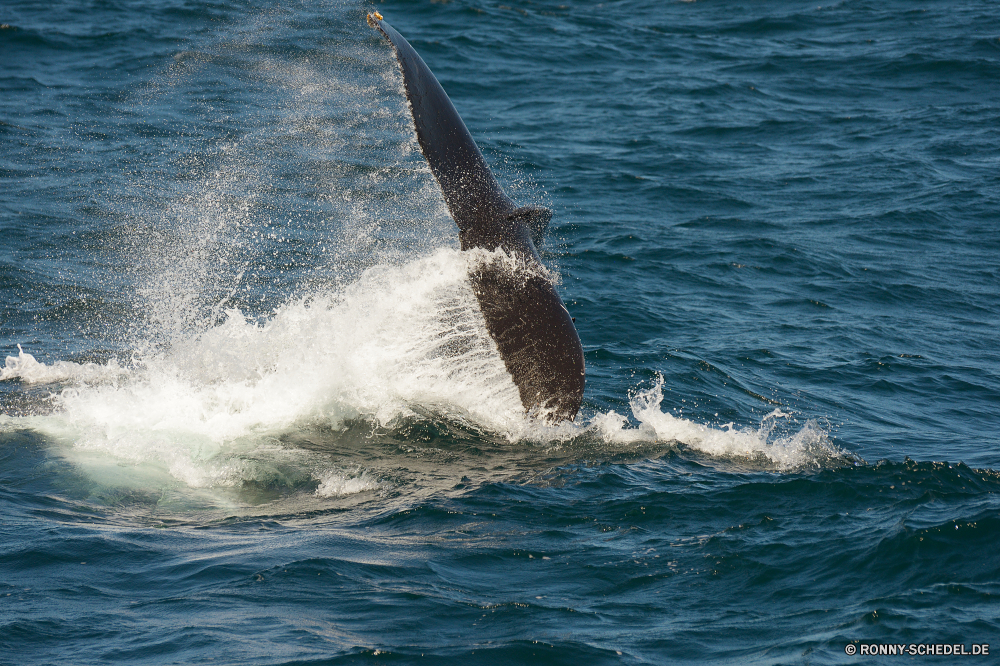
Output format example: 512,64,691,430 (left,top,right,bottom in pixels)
368,13,585,421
